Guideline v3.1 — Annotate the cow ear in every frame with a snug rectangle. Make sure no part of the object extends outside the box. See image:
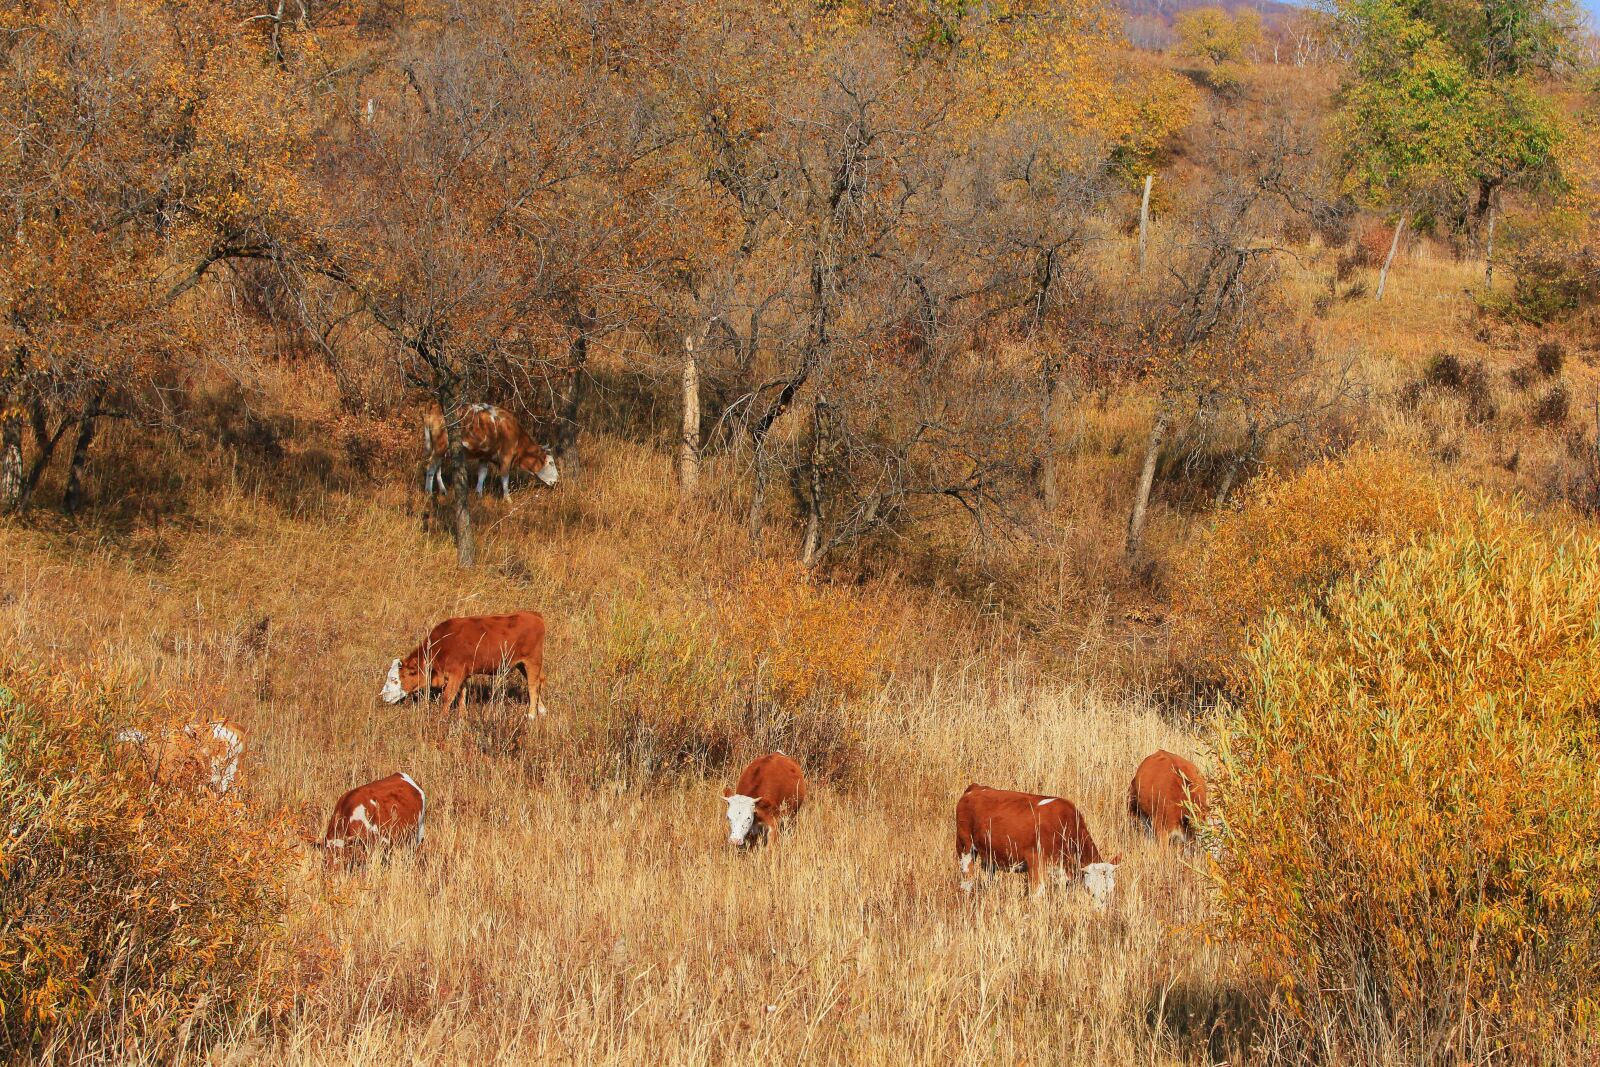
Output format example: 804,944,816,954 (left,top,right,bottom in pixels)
1109,853,1124,867
722,787,733,799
